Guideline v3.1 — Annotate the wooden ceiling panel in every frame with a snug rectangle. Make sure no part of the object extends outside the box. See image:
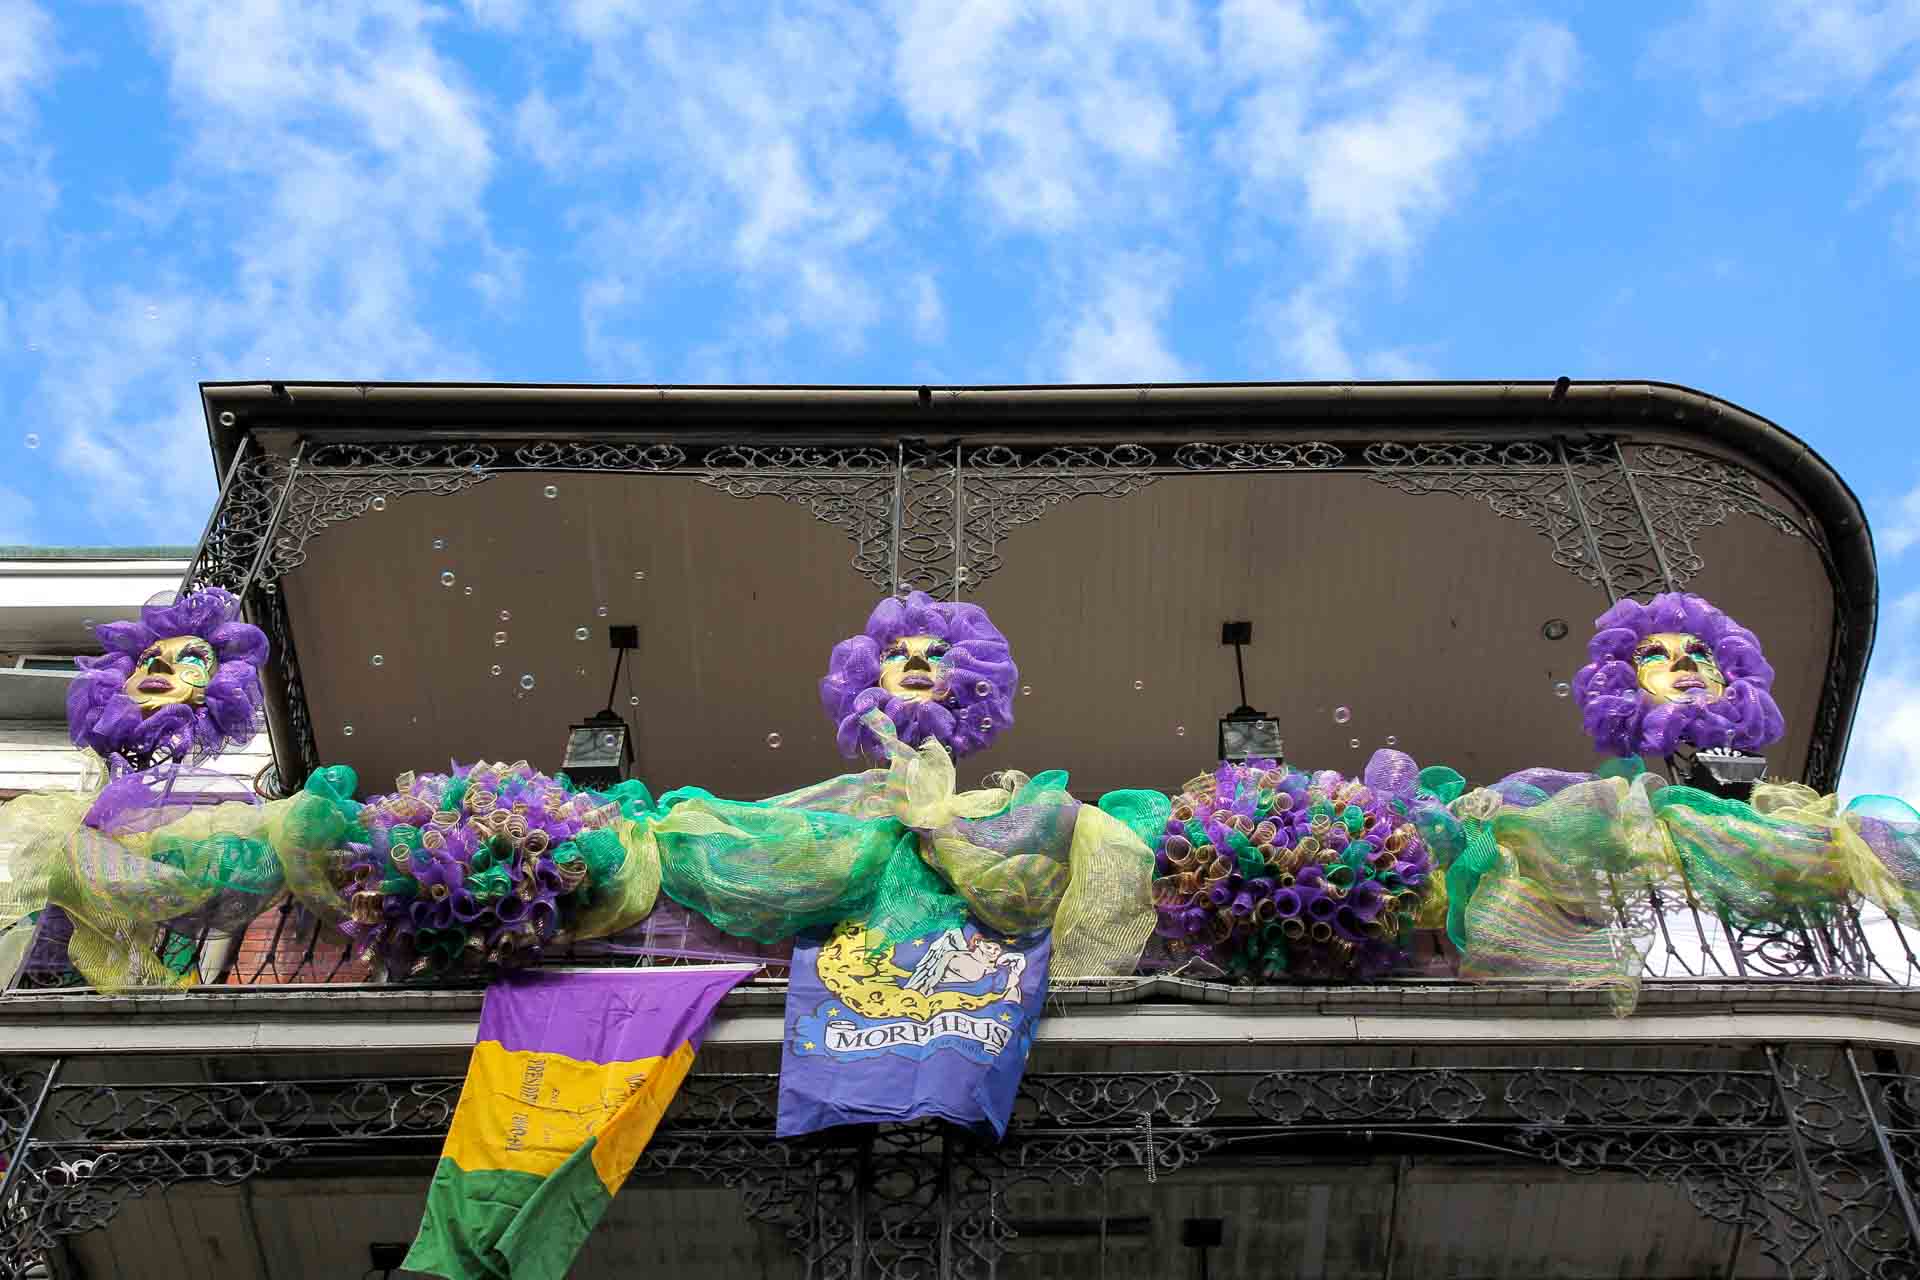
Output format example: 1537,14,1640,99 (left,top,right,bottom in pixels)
281,466,1832,802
